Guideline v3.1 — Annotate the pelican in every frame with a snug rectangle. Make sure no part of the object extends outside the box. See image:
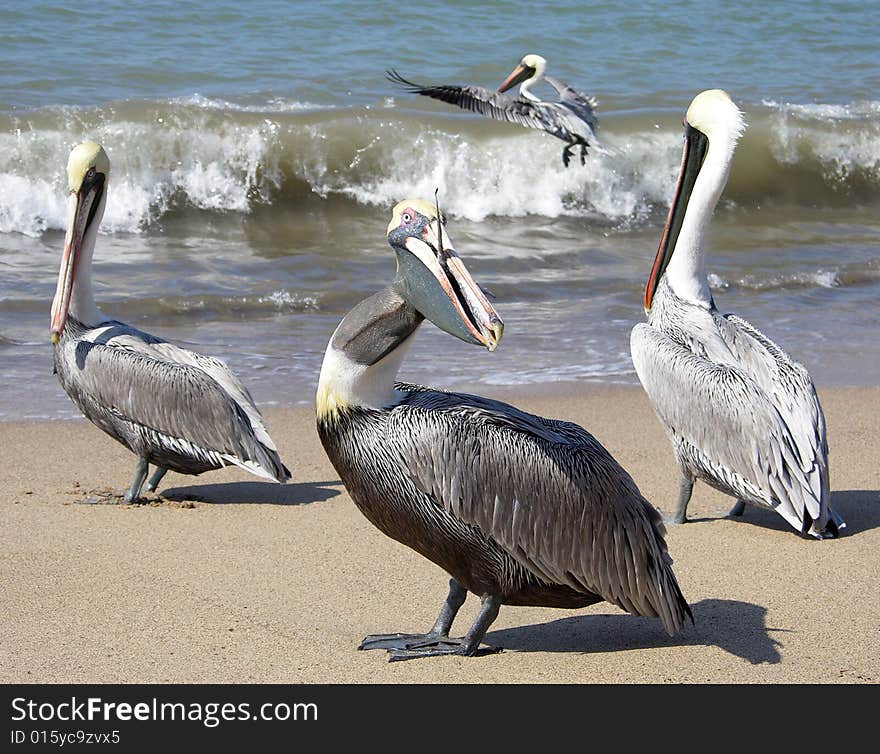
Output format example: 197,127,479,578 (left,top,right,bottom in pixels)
630,90,844,539
50,142,290,501
387,54,598,167
317,198,691,660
